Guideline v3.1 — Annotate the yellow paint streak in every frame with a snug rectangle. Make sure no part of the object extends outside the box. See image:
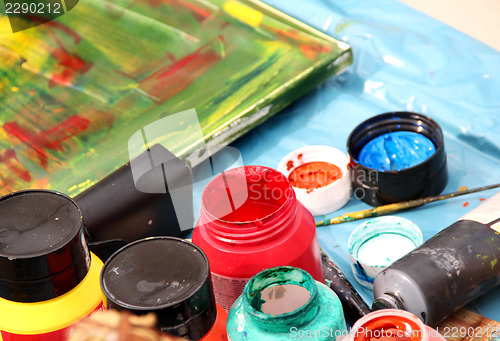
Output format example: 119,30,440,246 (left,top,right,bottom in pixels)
78,179,92,188
223,1,263,28
0,15,12,34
